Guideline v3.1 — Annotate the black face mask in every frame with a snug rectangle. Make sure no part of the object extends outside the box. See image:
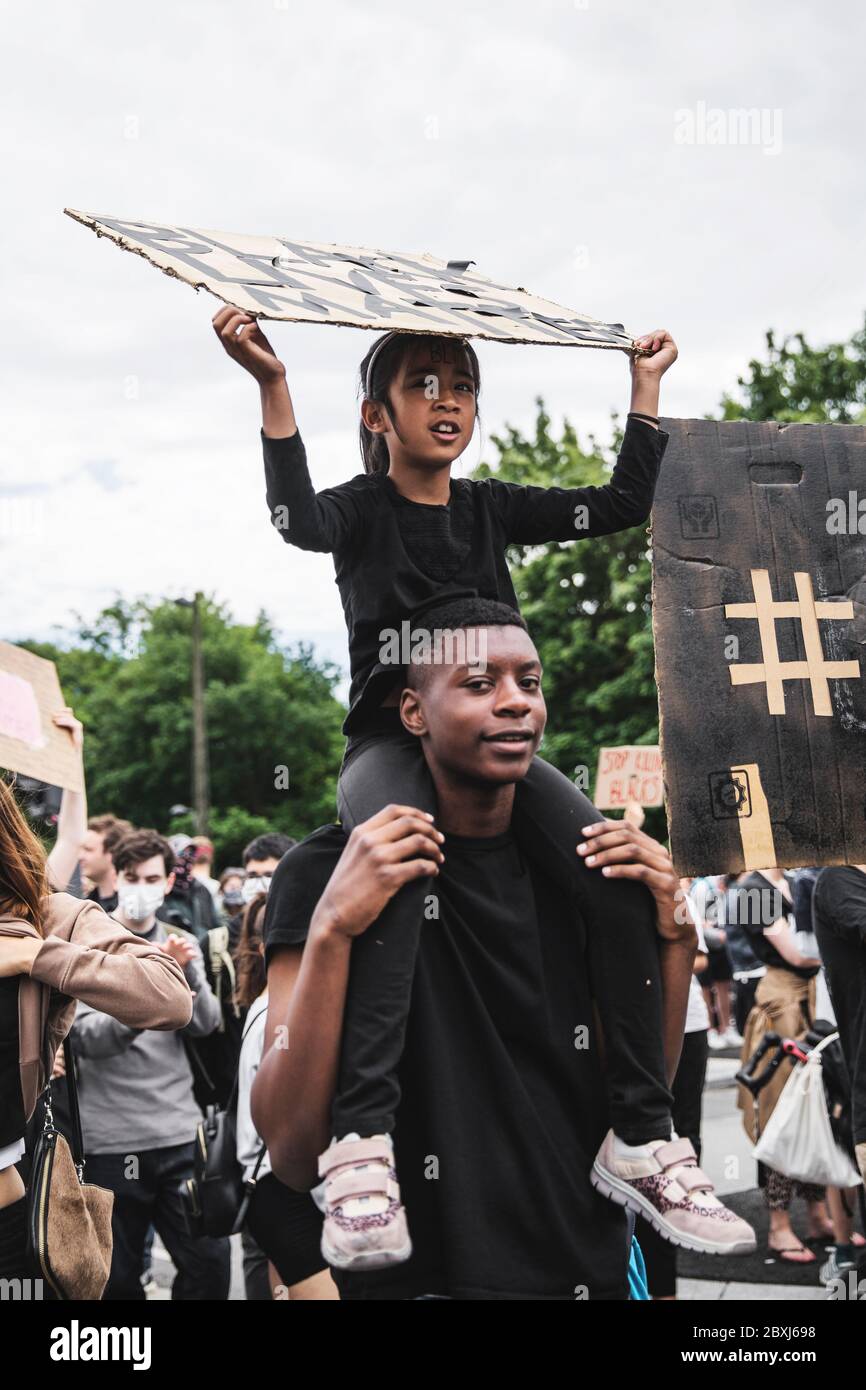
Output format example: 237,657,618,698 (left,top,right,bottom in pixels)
222,890,244,910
